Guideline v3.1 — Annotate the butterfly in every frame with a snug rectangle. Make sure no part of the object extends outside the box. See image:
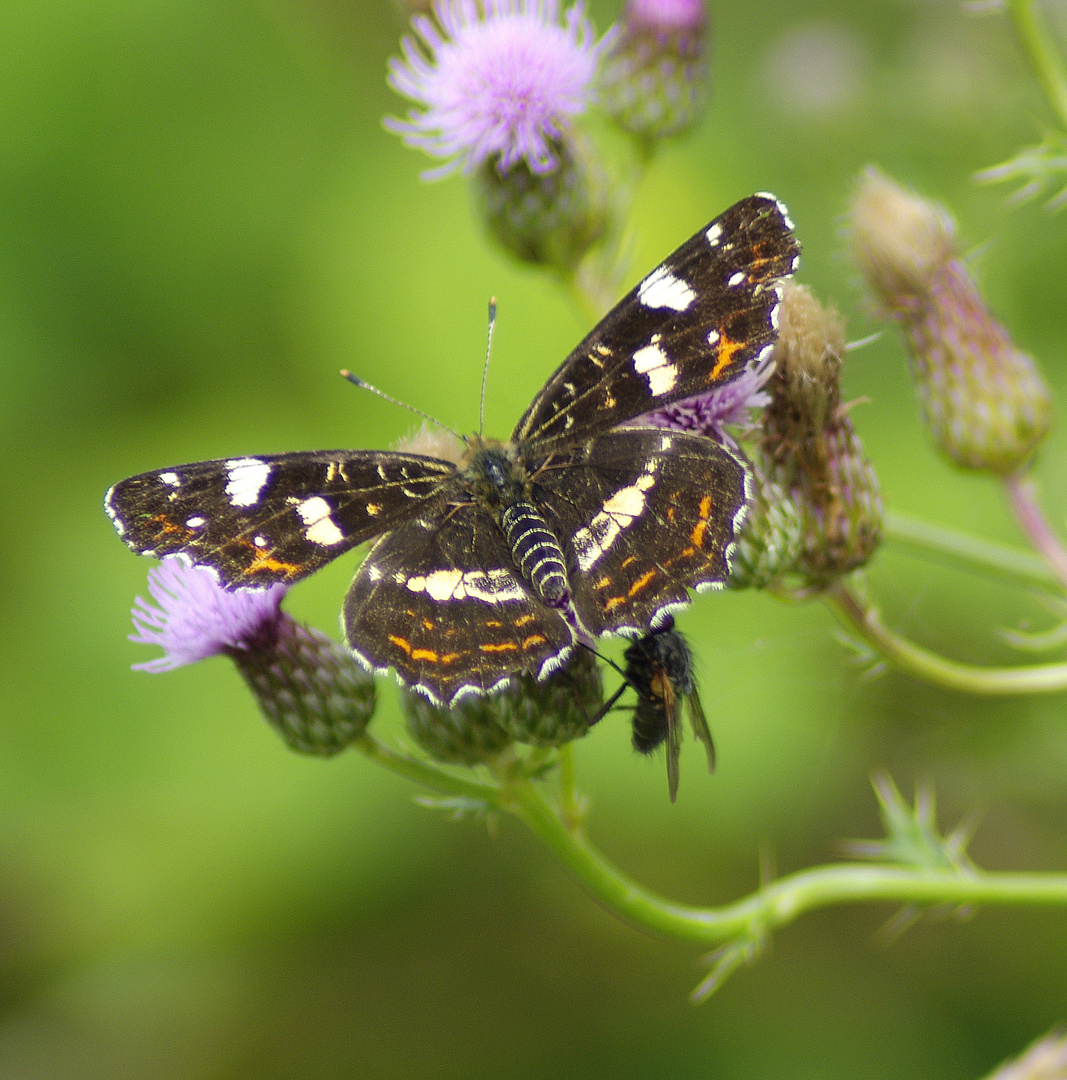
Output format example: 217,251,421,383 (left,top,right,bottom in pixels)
596,620,713,802
105,193,799,705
